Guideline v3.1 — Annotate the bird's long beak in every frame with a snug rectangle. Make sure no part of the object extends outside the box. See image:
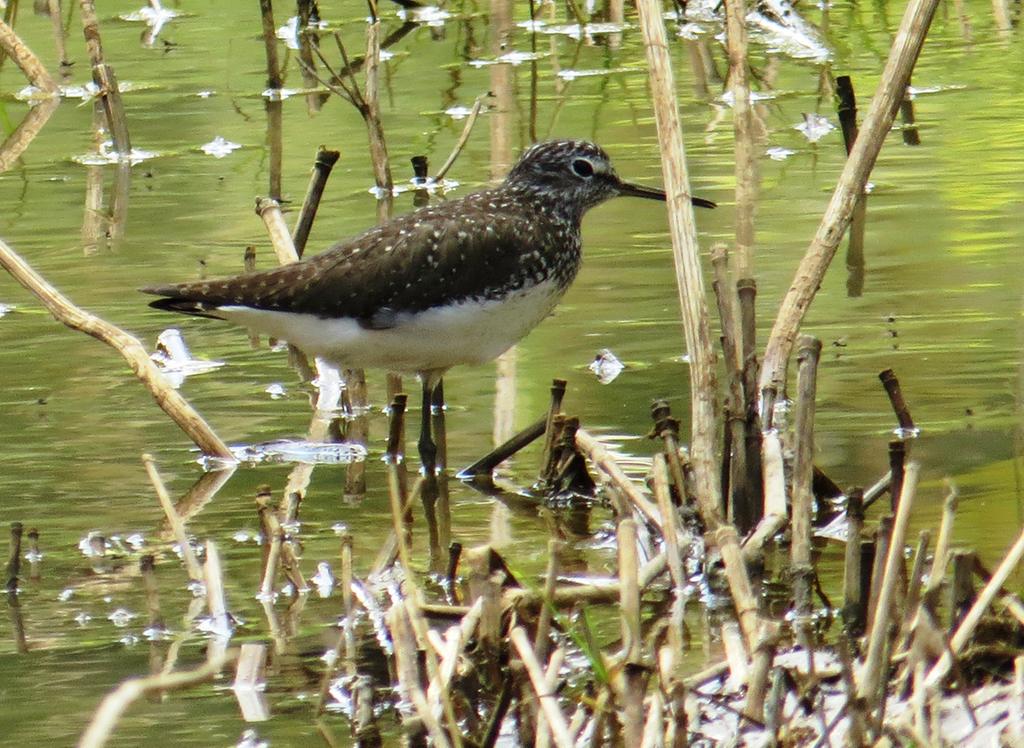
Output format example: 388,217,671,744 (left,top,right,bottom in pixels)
616,179,717,209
